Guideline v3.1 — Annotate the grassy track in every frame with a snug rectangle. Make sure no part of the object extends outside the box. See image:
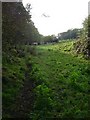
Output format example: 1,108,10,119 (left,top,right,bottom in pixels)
3,40,90,119
30,40,90,119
